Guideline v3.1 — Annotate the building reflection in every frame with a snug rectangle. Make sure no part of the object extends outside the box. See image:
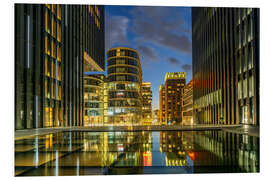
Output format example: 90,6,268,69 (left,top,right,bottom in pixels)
15,130,259,176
